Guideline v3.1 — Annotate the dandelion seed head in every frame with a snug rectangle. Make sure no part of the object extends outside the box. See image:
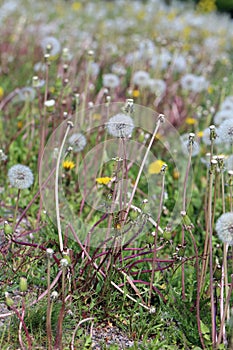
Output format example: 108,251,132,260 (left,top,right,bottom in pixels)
41,36,61,56
8,164,34,189
218,119,233,144
102,73,120,89
216,212,233,245
132,70,150,87
68,133,87,152
106,113,134,138
180,133,200,156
